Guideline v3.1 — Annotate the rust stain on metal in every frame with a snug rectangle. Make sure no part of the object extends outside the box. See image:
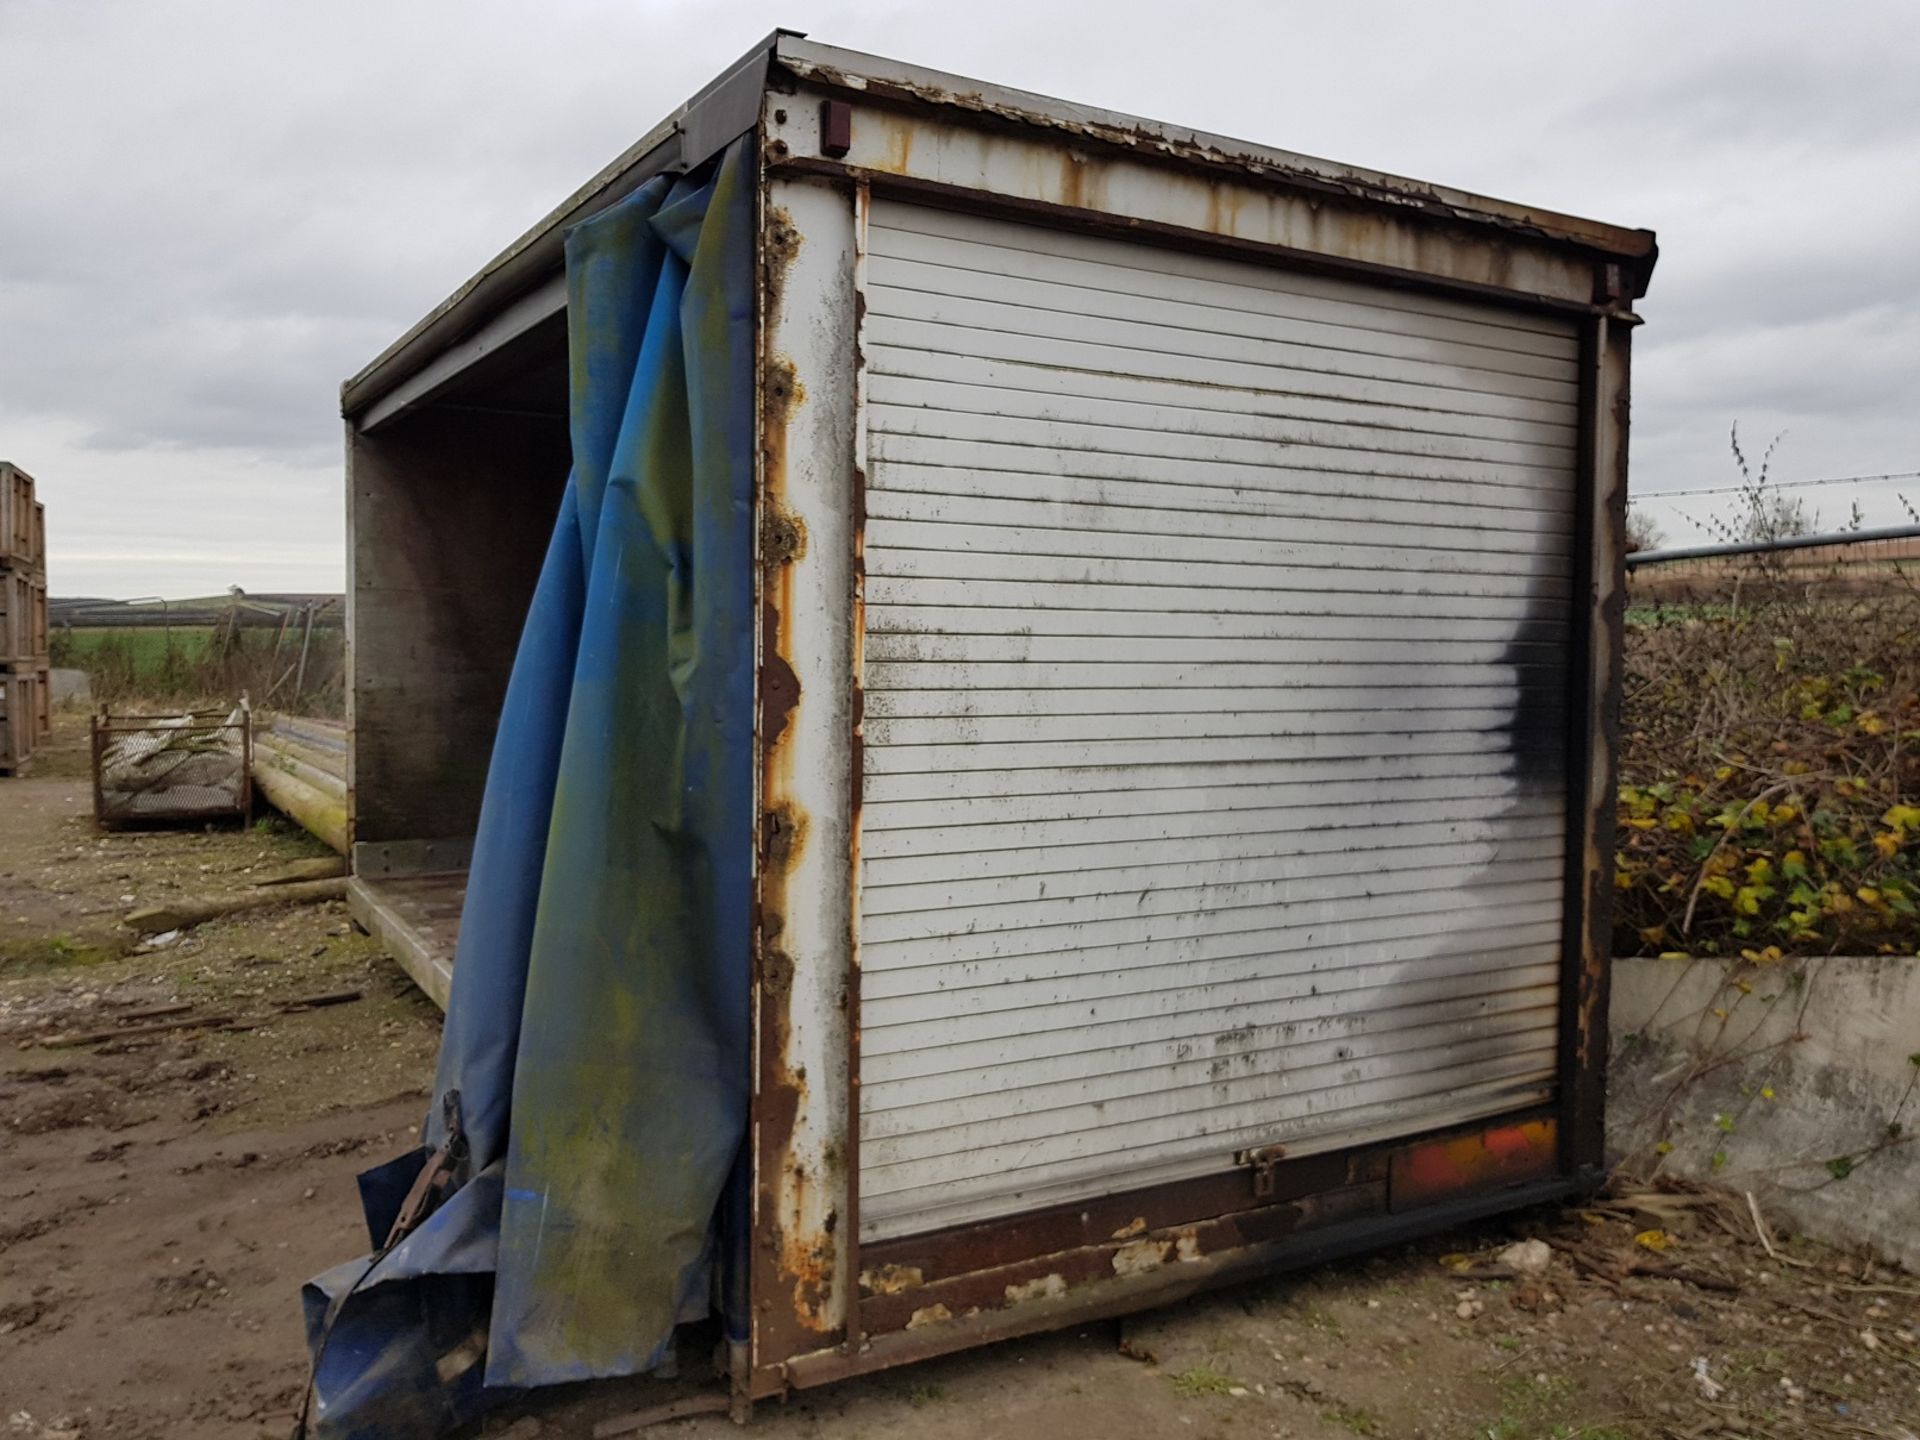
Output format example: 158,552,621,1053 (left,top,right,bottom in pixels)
763,206,802,293
1057,149,1107,213
1110,1240,1169,1276
761,505,807,567
859,1263,924,1296
883,124,913,174
754,184,841,1355
1109,1217,1147,1241
857,1183,1386,1337
906,1303,953,1330
1004,1274,1067,1304
1389,1118,1558,1212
